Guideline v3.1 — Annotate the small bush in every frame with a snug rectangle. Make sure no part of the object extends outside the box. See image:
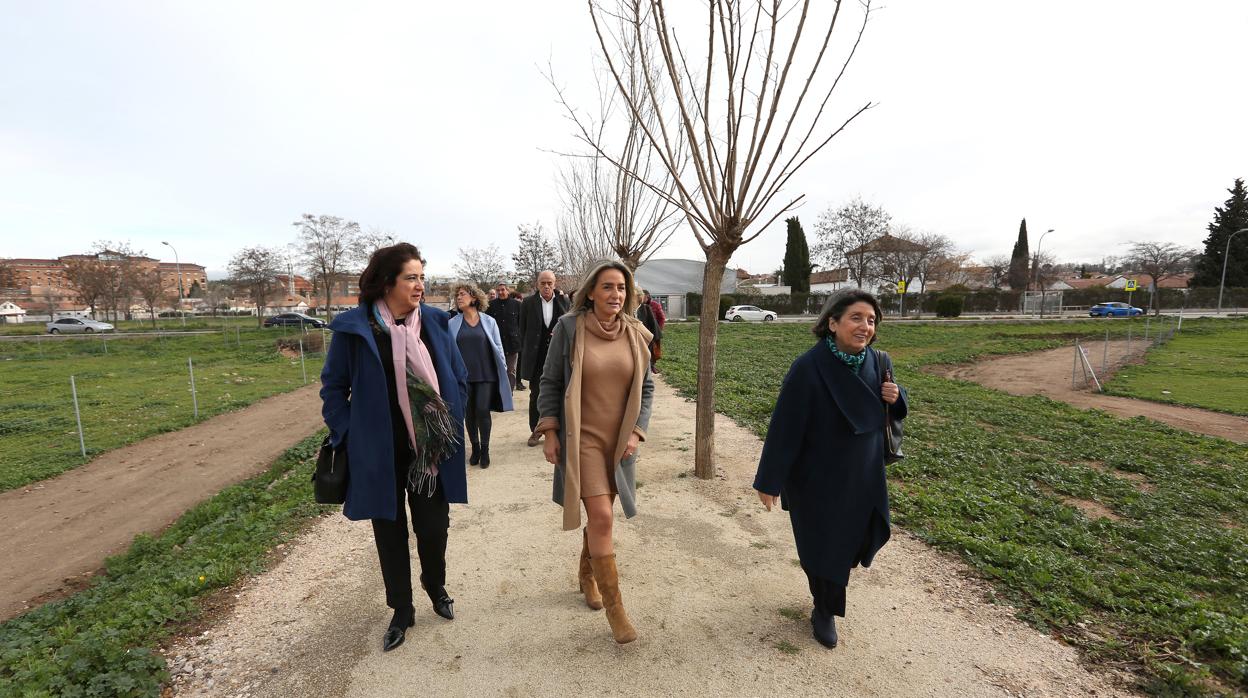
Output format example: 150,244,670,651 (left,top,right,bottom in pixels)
935,294,964,318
